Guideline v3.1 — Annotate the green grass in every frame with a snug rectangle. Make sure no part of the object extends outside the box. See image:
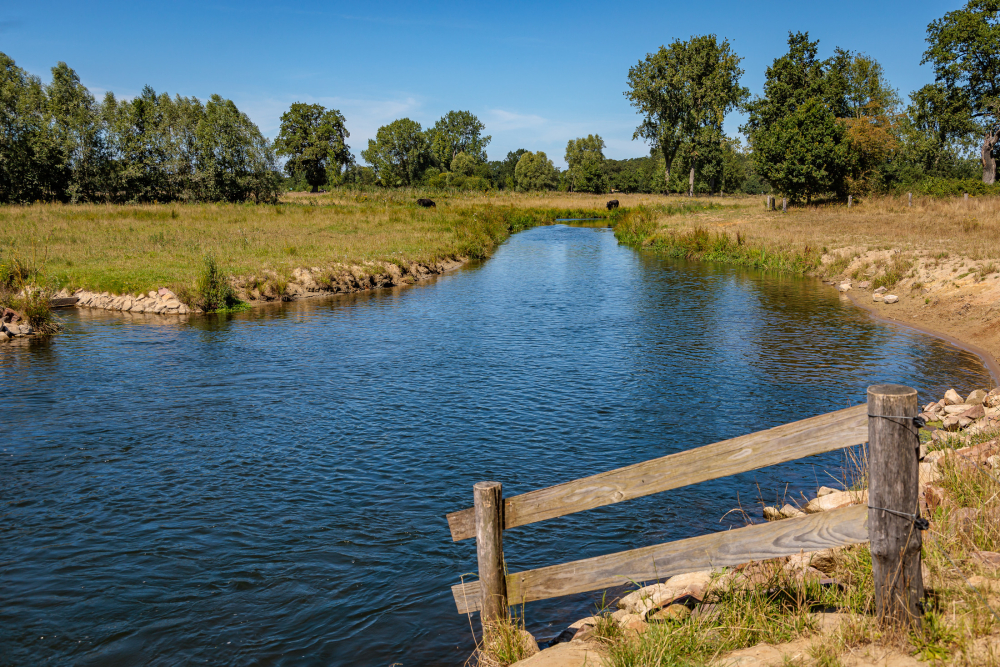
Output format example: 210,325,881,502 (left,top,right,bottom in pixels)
0,196,608,298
